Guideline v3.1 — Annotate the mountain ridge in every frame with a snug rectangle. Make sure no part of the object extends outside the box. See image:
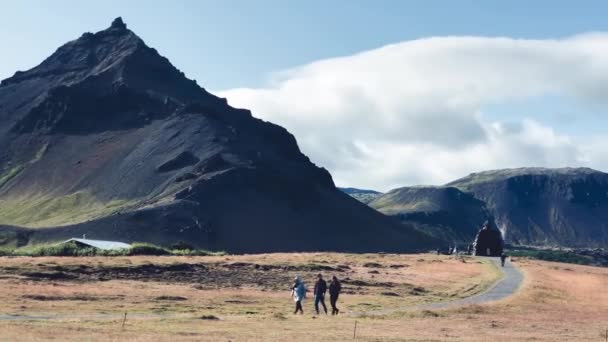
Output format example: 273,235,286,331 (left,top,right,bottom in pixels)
363,167,608,248
338,187,382,204
370,185,491,243
447,167,608,247
0,18,438,253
